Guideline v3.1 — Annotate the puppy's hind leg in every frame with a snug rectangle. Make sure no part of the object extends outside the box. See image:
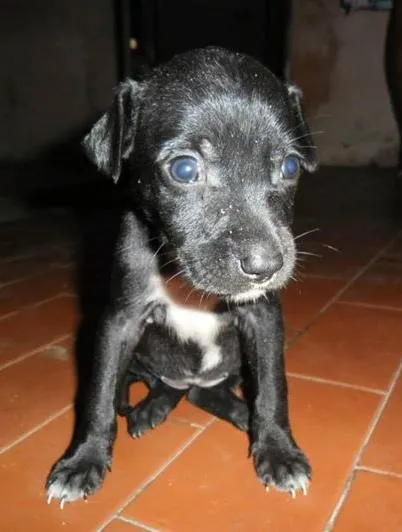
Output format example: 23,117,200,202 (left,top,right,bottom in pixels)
187,380,249,432
126,378,186,438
